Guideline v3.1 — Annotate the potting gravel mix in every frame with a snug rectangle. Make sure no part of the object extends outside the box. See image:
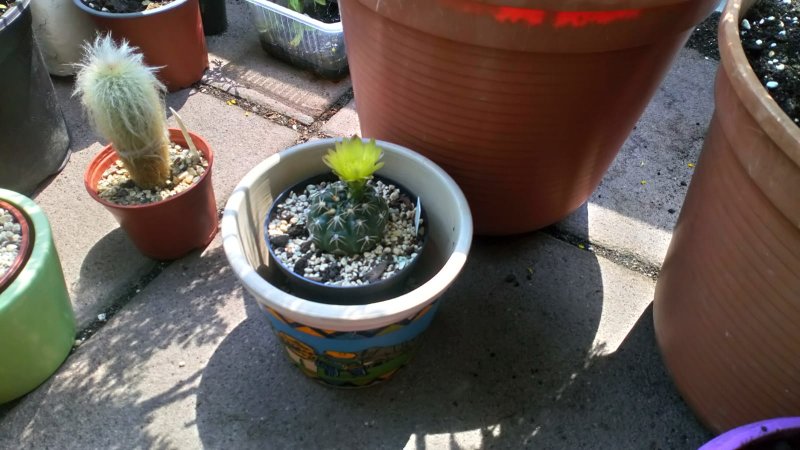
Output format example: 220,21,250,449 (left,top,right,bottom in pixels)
0,208,22,279
741,0,799,123
97,143,208,206
268,179,424,287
